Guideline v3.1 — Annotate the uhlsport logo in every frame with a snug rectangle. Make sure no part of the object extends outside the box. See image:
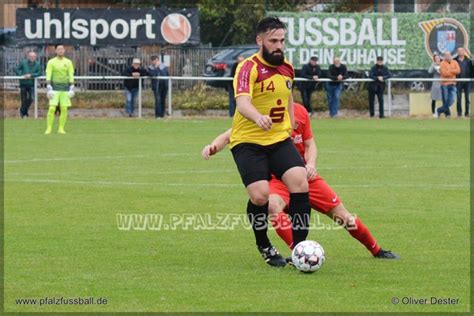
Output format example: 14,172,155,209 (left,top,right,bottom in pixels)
419,18,471,58
161,13,192,45
16,9,198,46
